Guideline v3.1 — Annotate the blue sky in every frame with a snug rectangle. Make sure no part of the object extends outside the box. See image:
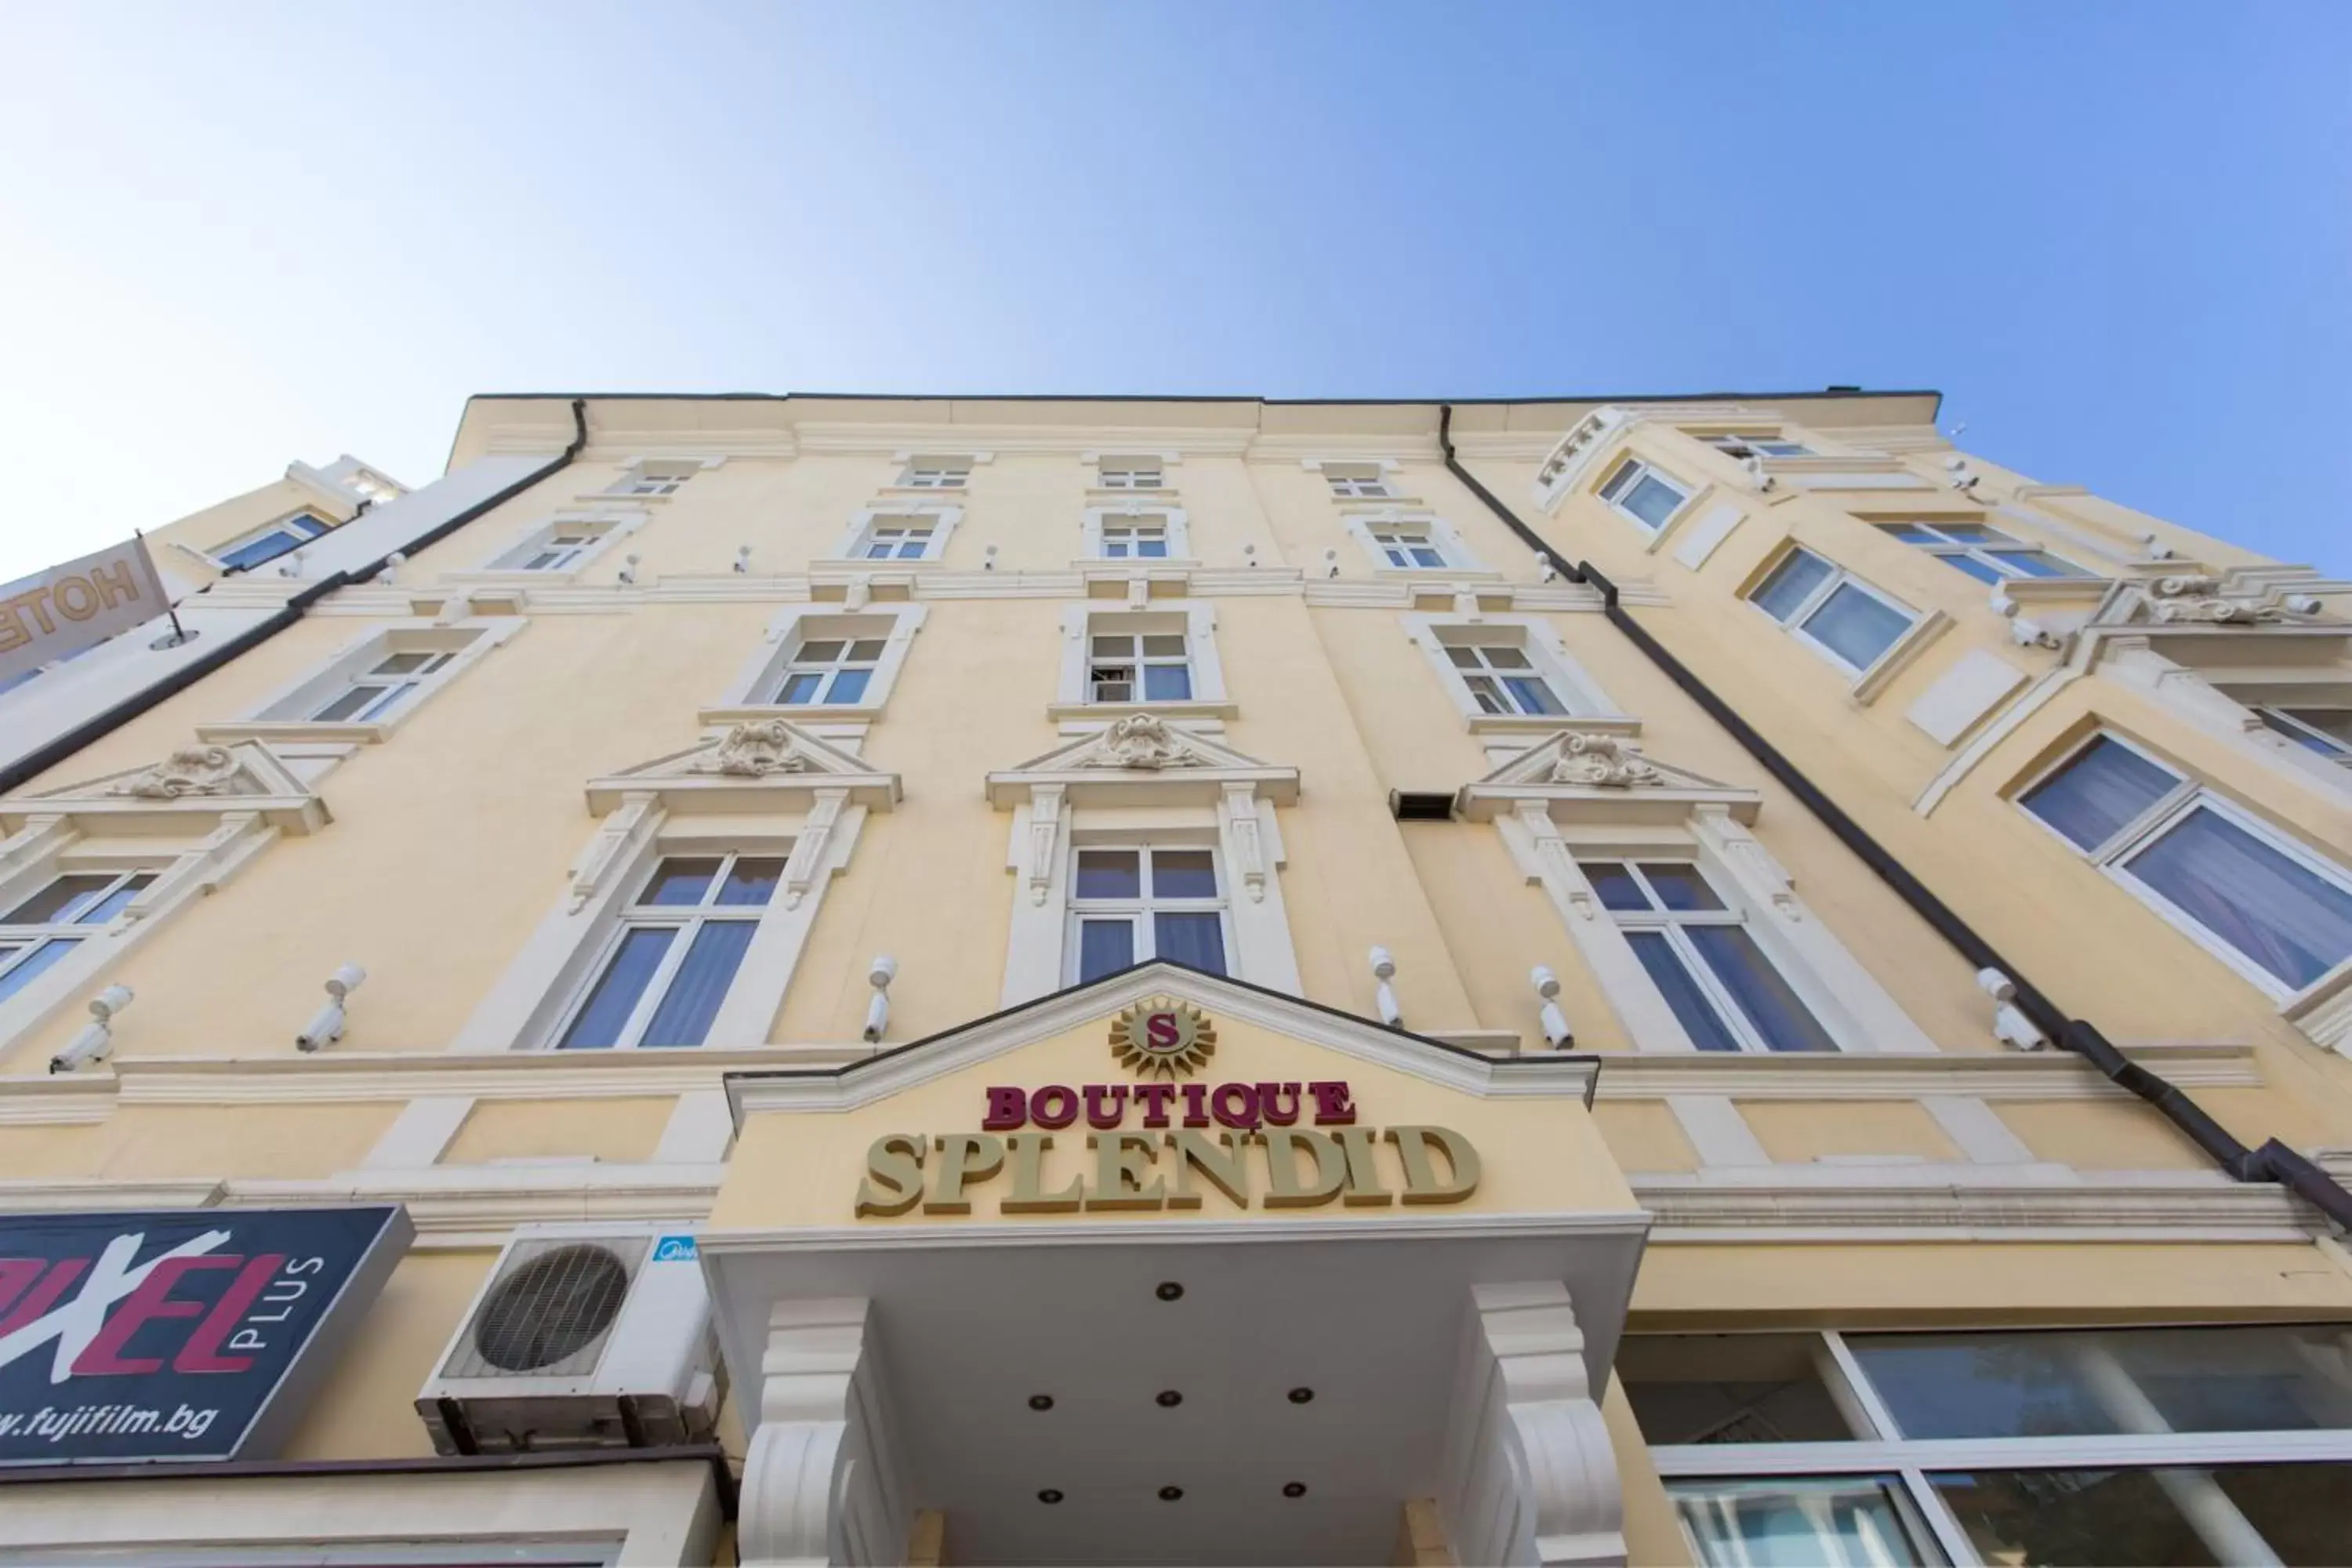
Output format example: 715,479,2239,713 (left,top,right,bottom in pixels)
2,1,2346,579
